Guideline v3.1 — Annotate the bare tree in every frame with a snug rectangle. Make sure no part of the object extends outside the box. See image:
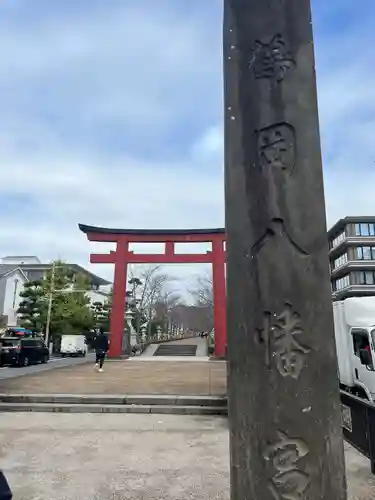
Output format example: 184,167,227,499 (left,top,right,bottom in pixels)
128,265,172,335
188,271,213,307
153,290,183,334
196,273,213,307
187,271,214,332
